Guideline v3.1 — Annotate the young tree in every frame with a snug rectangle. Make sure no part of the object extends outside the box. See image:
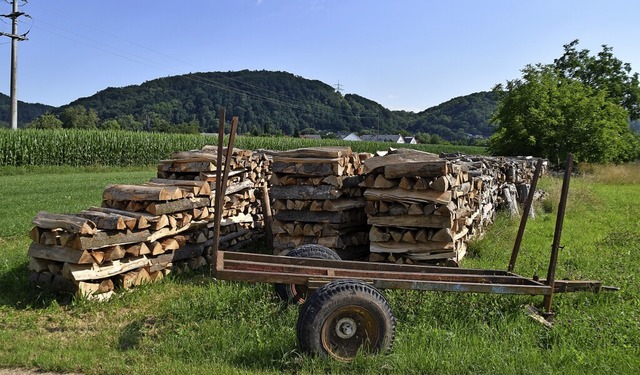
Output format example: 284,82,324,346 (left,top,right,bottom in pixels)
491,42,640,164
28,114,63,129
58,106,99,129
